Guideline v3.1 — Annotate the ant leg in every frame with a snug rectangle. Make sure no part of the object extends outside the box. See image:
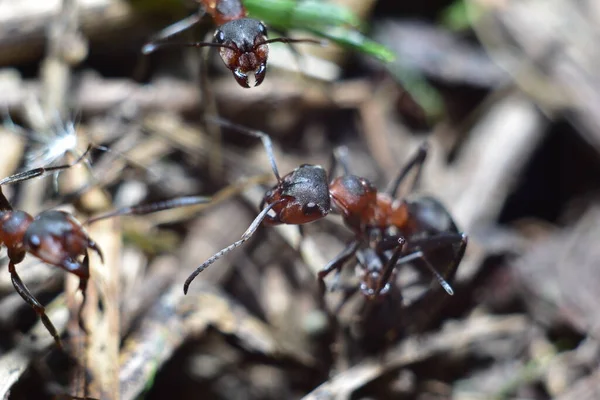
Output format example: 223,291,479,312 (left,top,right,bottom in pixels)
375,238,406,297
74,253,90,335
400,233,468,295
385,142,429,197
8,261,63,348
204,117,282,182
58,257,91,333
0,187,12,211
333,284,359,314
327,146,351,183
317,240,360,300
0,145,92,186
406,232,467,253
85,195,211,225
142,11,205,54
